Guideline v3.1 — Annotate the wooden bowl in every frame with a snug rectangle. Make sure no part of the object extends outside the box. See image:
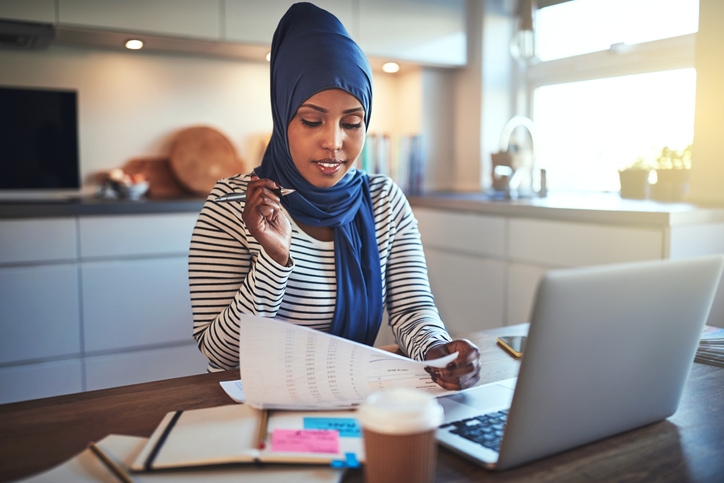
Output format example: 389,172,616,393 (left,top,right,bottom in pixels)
169,126,247,196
